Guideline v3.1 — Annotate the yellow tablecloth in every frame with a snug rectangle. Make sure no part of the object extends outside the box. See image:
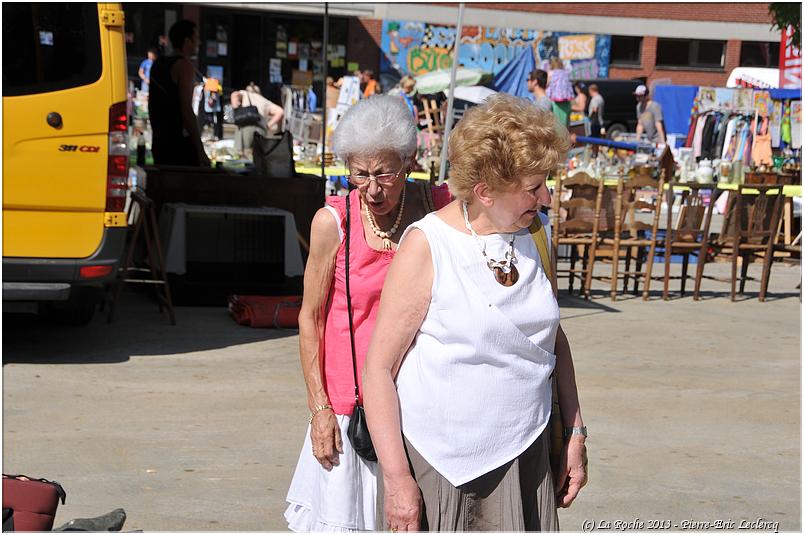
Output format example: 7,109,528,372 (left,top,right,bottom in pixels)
296,164,801,198
295,165,431,181
549,177,801,198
